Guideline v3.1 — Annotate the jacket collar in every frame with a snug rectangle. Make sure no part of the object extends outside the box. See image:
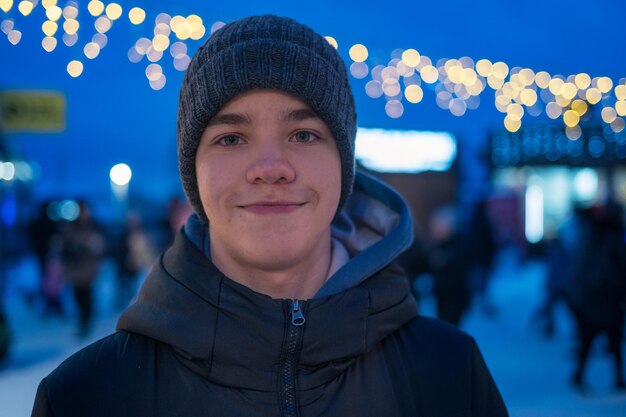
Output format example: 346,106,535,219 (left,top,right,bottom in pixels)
117,229,417,390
